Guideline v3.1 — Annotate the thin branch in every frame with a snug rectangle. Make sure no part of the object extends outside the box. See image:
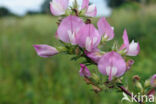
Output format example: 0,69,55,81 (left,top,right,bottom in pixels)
84,76,102,93
118,86,144,104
